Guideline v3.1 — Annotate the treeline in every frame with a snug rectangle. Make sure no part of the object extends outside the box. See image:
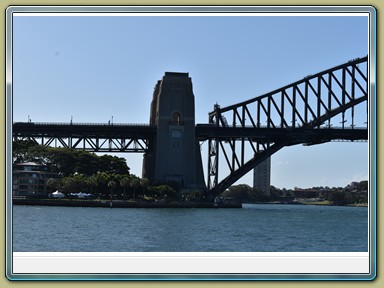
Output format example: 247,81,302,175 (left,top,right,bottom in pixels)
221,181,368,205
13,140,129,176
13,140,180,201
46,173,180,201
